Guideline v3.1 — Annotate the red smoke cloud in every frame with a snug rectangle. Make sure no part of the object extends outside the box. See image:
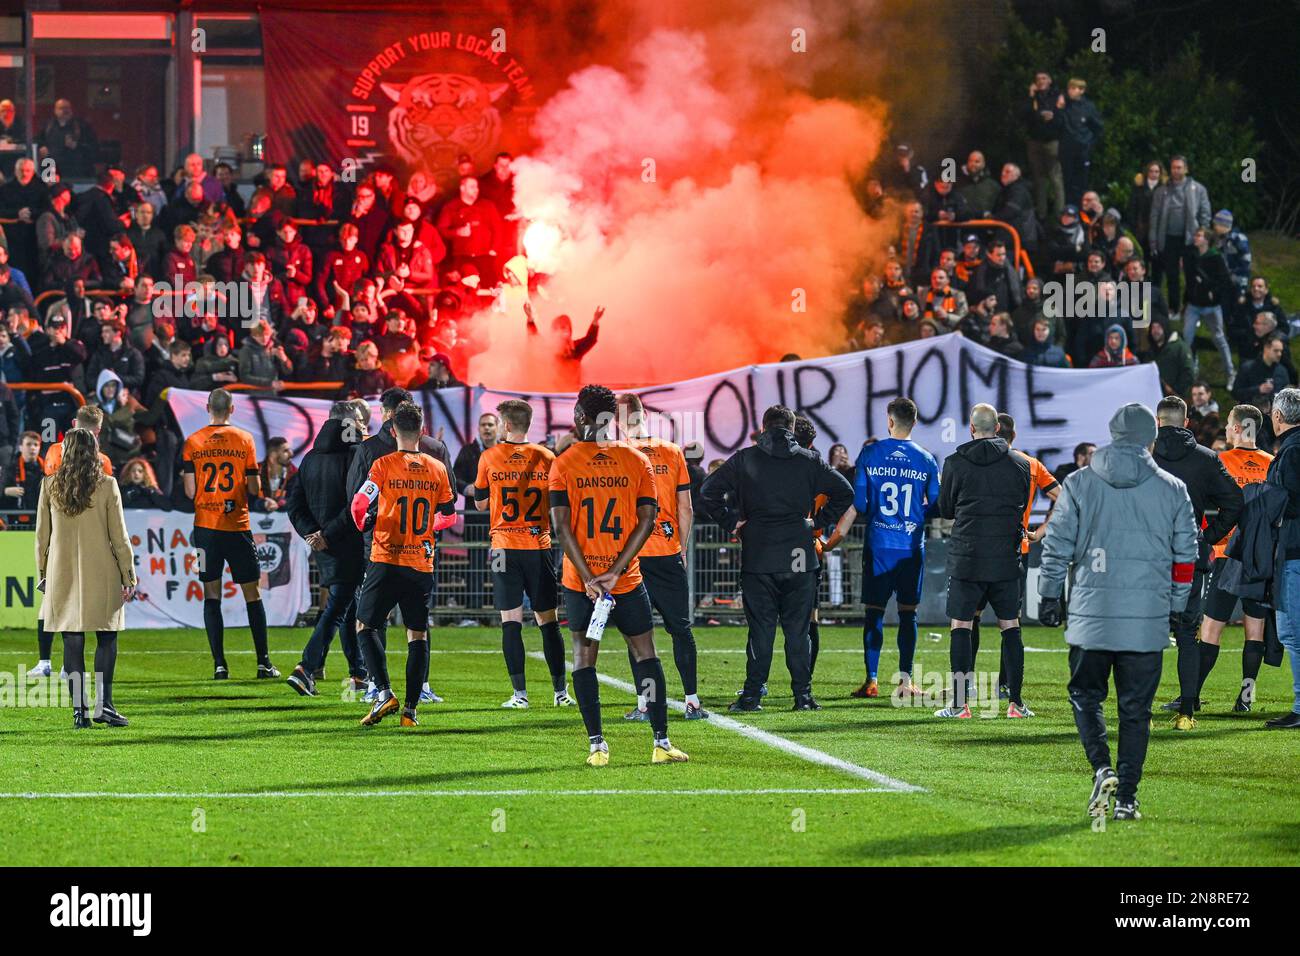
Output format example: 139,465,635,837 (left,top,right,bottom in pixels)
468,17,892,391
